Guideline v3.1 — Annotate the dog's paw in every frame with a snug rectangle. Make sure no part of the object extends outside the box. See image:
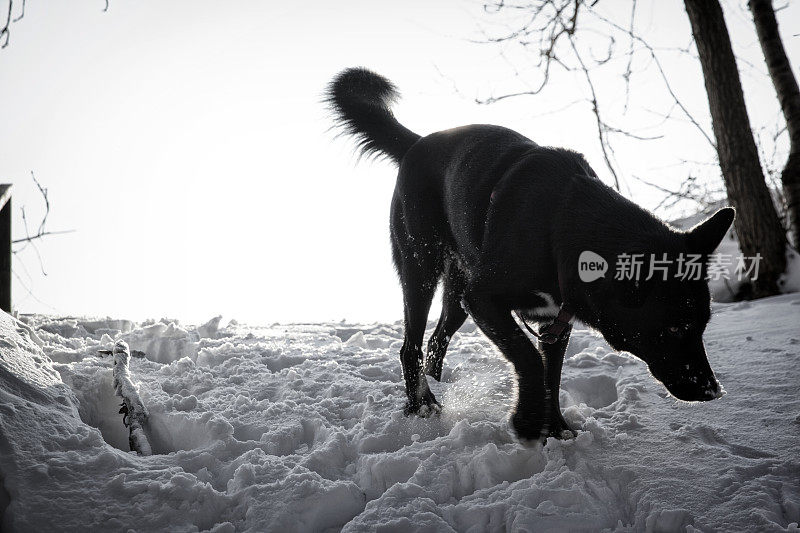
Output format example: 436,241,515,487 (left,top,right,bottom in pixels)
549,428,577,440
546,425,578,440
416,402,442,418
511,411,547,442
403,389,442,418
546,414,578,440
